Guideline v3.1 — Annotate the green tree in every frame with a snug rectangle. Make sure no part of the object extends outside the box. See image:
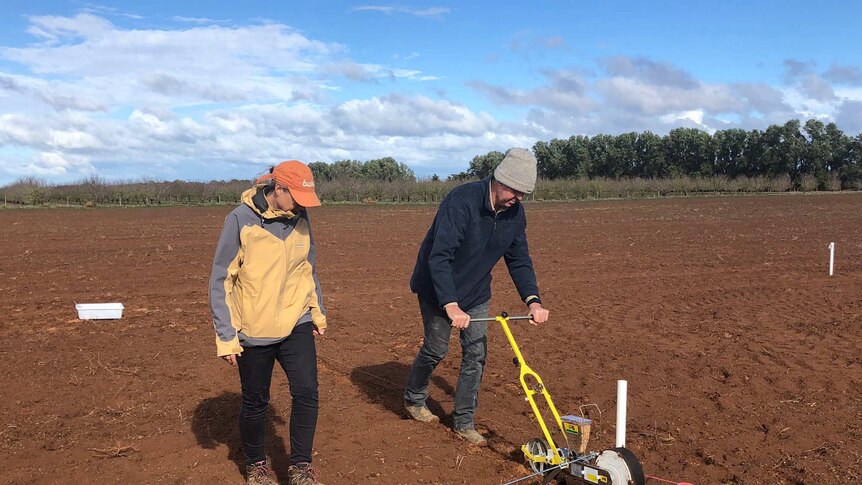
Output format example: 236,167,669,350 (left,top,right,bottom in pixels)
534,140,567,179
329,160,364,179
744,129,766,177
362,157,415,181
713,129,749,177
664,128,714,176
802,119,828,178
838,134,862,189
802,119,848,189
613,132,640,178
468,151,505,178
635,131,666,178
588,134,616,178
761,120,806,185
824,122,850,173
308,161,332,181
565,135,593,178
